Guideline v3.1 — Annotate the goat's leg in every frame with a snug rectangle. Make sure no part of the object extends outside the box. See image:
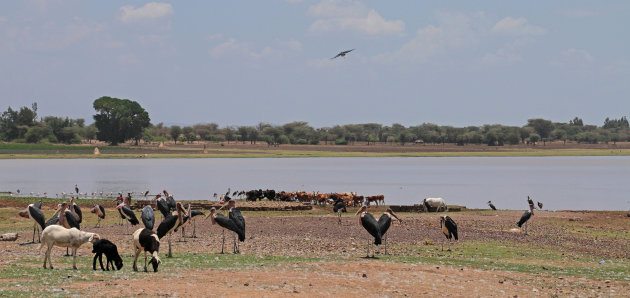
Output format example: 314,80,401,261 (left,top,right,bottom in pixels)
65,247,70,257
133,248,140,271
93,254,98,270
43,246,49,269
72,247,78,270
144,251,148,272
